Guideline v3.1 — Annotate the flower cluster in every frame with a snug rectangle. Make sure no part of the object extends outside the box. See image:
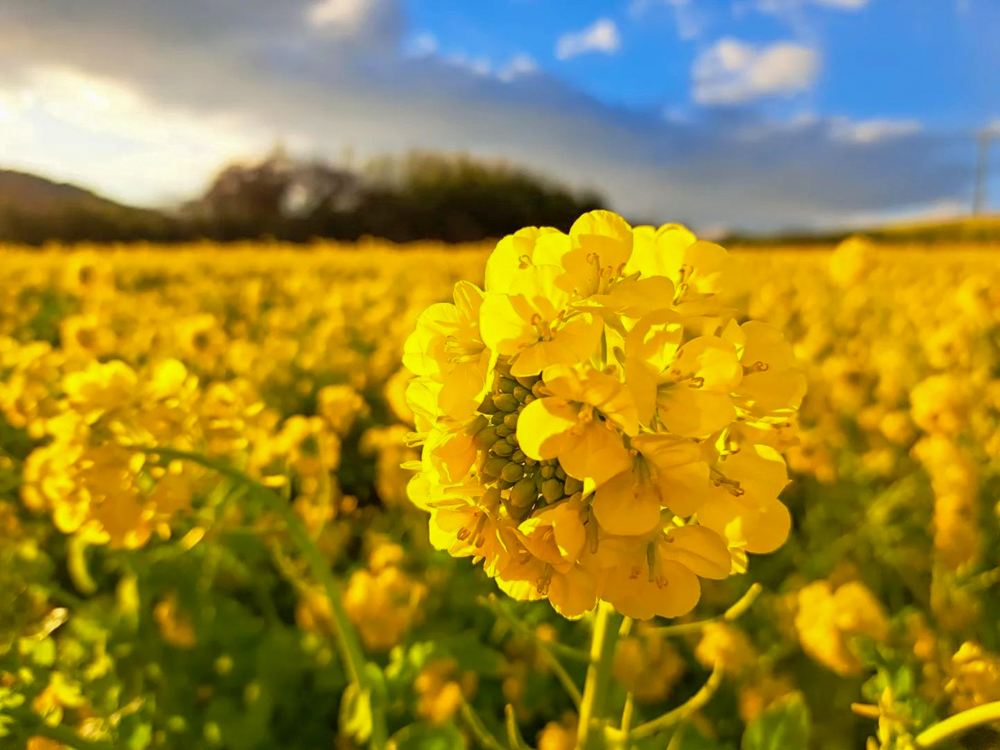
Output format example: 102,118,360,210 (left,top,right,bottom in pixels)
404,211,805,618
